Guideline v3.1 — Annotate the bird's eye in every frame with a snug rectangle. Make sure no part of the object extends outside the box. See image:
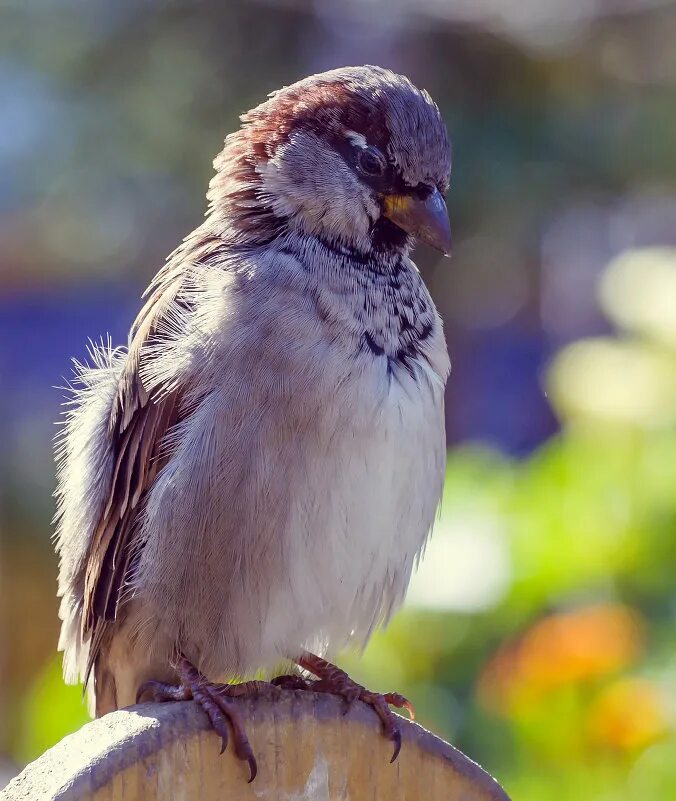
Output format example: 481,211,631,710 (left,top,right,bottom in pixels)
356,147,386,177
